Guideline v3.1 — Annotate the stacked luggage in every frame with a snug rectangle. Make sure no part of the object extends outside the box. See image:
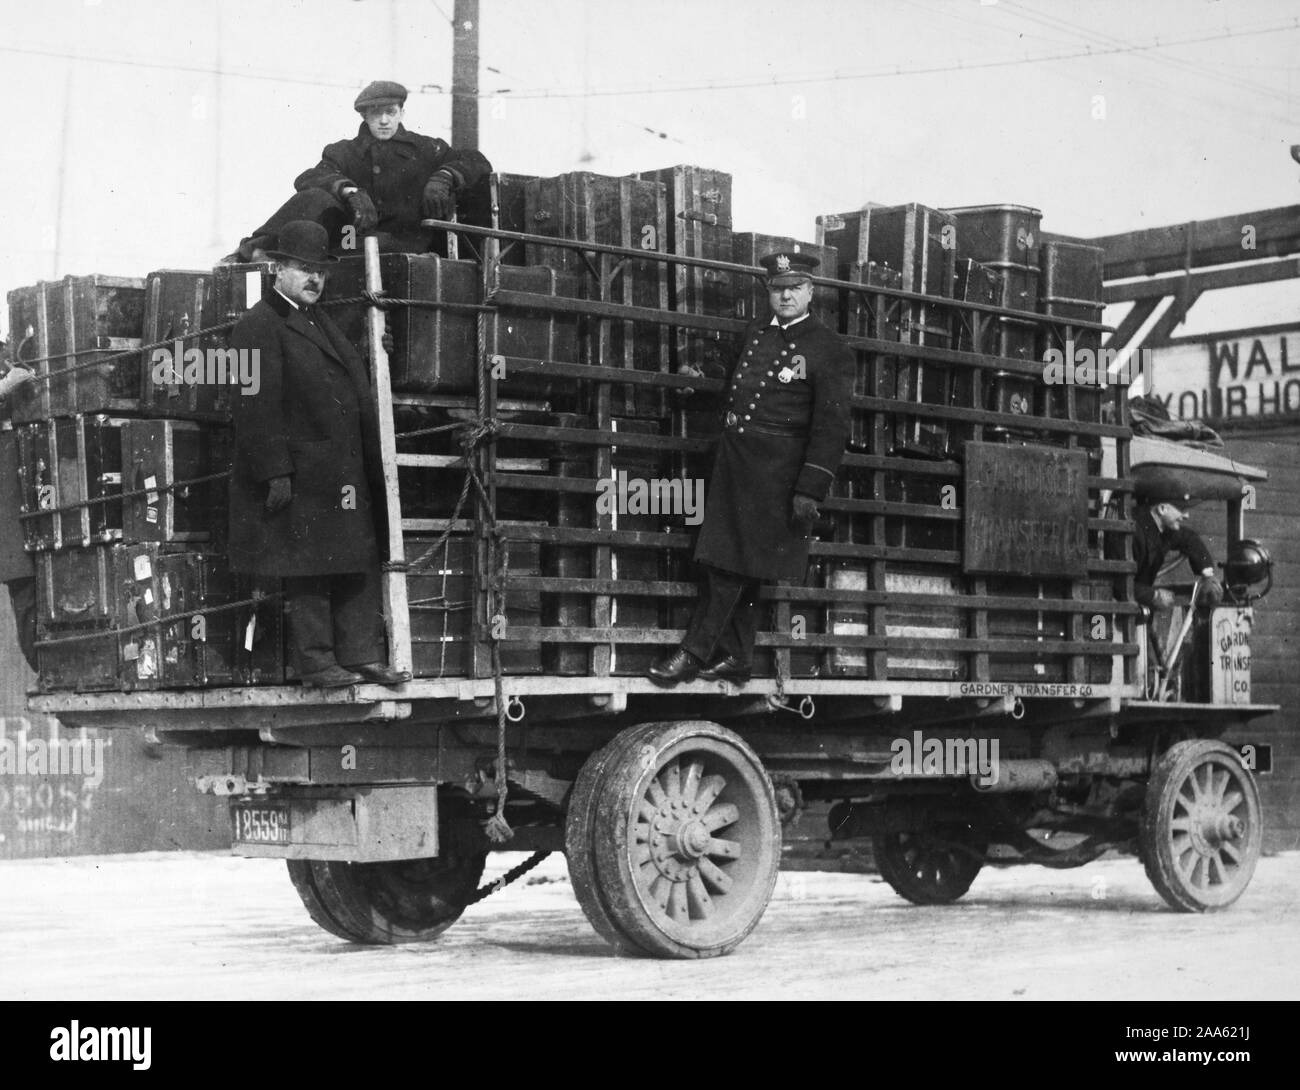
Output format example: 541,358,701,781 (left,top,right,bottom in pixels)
7,167,1120,692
